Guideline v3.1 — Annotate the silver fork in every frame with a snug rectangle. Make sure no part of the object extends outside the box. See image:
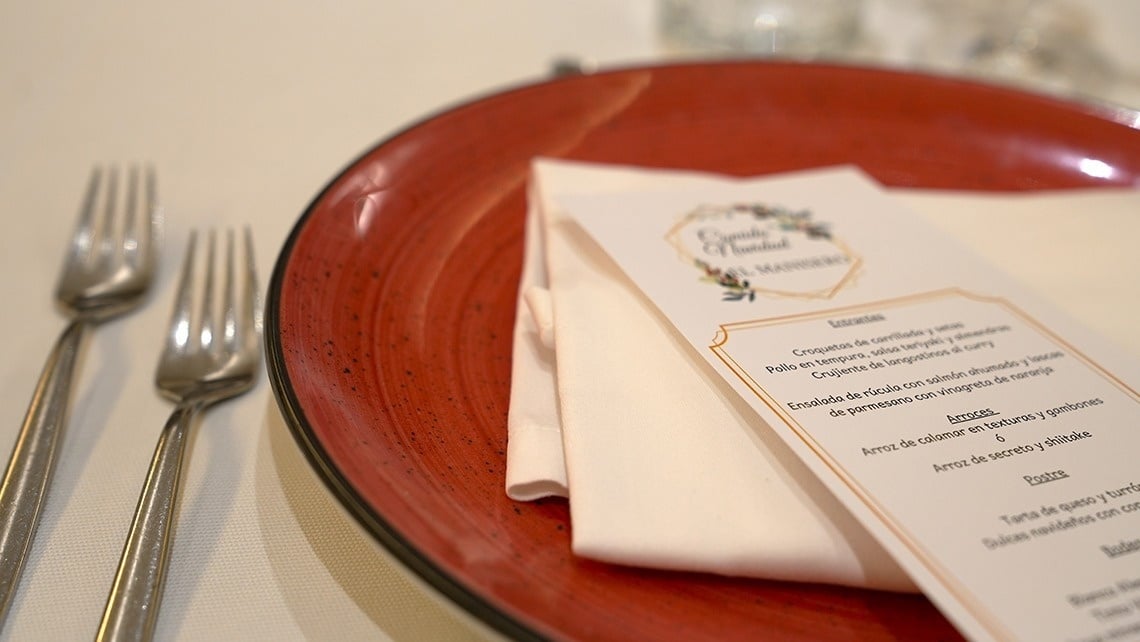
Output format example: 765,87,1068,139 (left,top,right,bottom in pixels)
96,228,260,642
0,166,157,623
